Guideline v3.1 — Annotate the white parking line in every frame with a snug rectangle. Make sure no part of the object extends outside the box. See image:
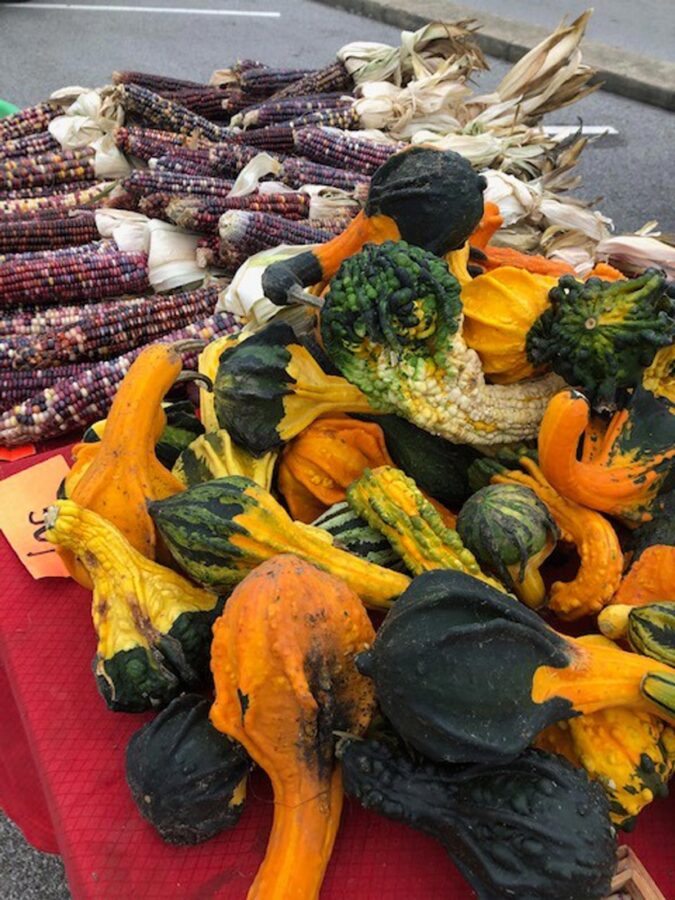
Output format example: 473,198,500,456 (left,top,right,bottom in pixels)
0,3,280,16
